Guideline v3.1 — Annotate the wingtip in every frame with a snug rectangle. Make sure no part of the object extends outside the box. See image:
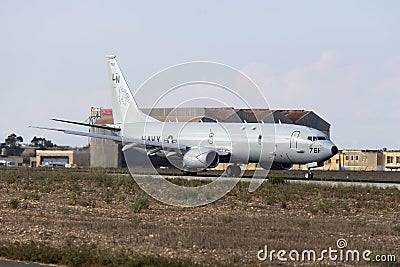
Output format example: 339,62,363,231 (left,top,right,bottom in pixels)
105,55,116,59
28,126,64,132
